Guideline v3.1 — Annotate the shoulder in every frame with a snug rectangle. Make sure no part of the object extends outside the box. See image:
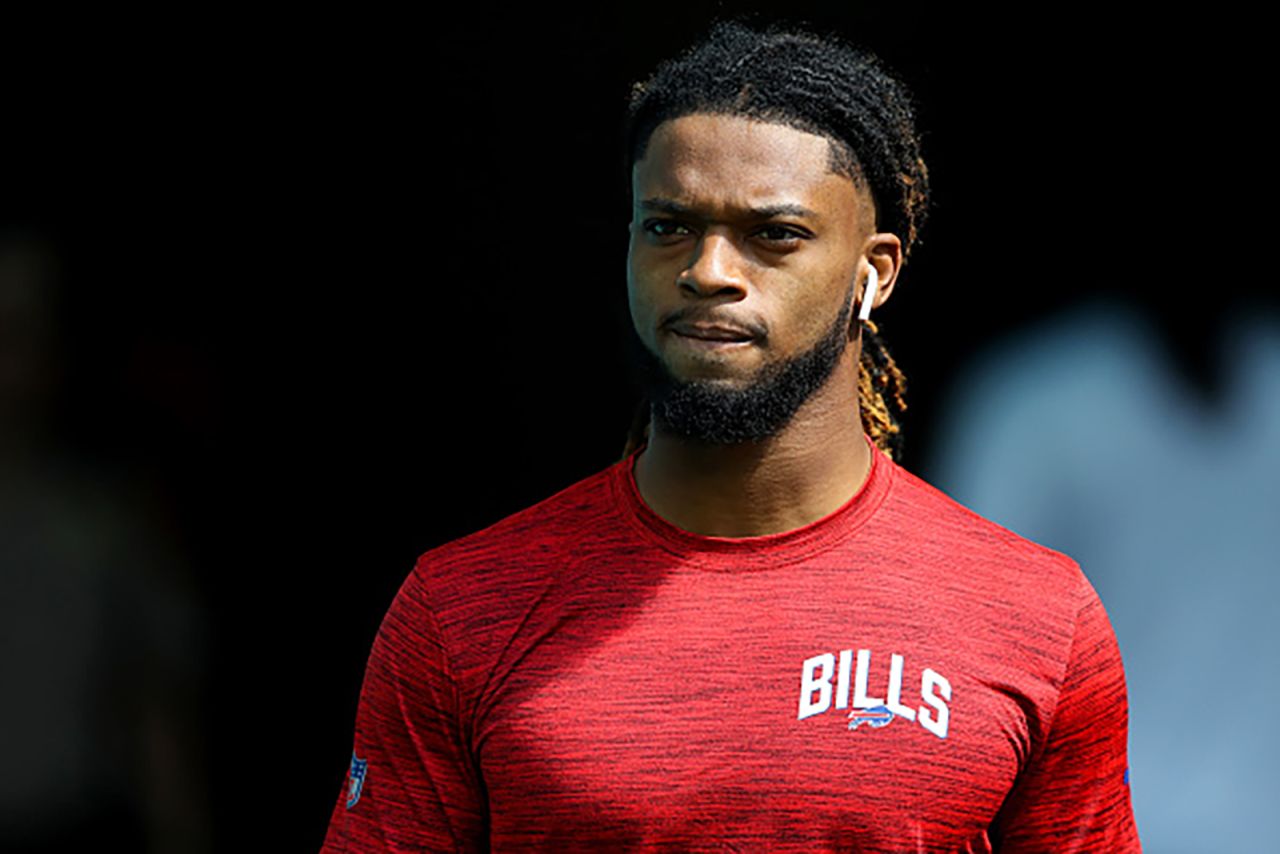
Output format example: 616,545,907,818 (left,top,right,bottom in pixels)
399,458,629,609
880,458,1091,611
427,459,622,560
877,460,1104,693
372,458,634,681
